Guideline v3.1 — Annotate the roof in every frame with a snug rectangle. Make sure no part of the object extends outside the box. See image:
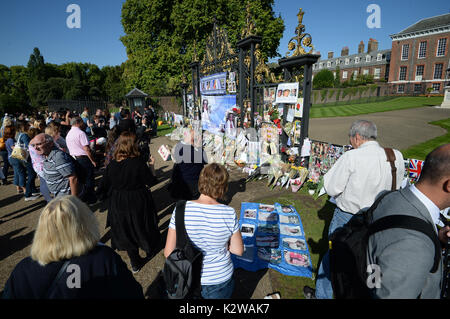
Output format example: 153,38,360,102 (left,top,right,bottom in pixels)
391,13,450,37
313,49,391,71
125,87,148,98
